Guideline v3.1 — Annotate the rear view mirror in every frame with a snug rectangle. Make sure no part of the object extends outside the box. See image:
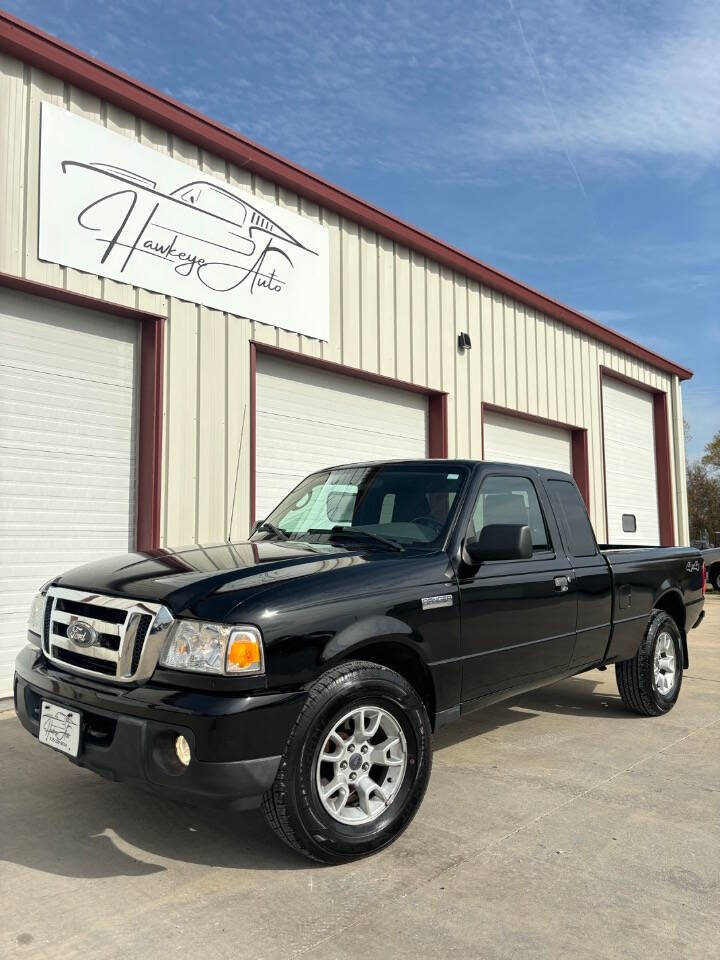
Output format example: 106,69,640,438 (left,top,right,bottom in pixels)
326,491,355,523
466,524,533,563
